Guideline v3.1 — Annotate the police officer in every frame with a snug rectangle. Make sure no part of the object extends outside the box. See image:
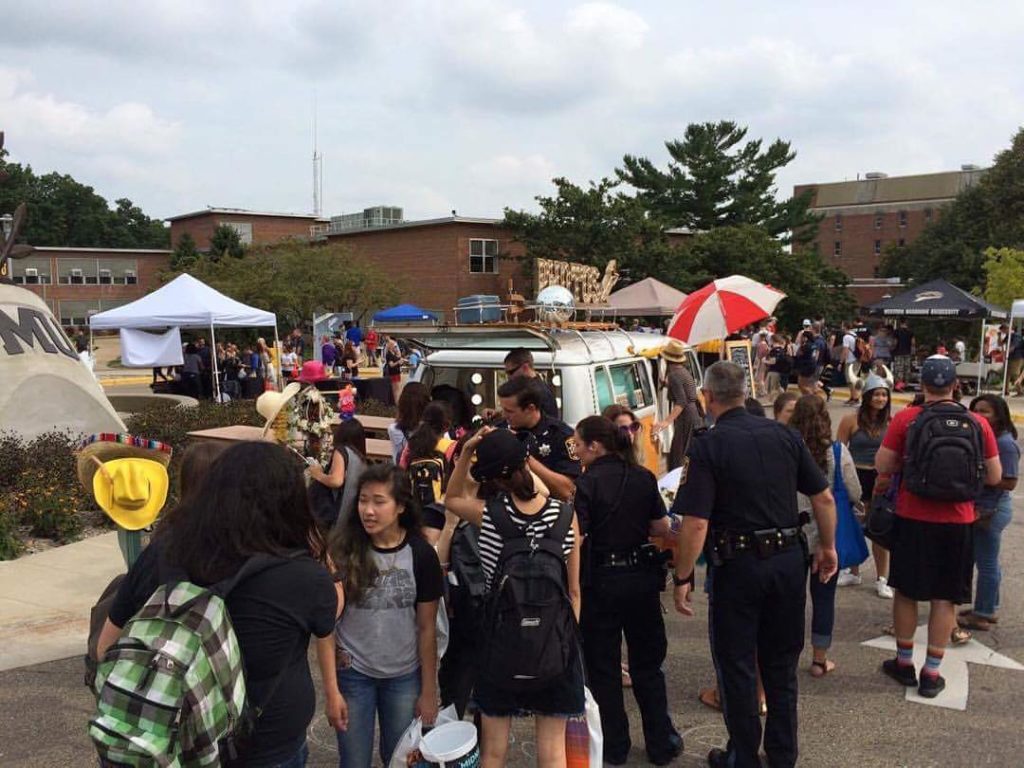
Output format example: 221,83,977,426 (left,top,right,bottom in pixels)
574,415,682,765
671,361,838,768
495,375,579,500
